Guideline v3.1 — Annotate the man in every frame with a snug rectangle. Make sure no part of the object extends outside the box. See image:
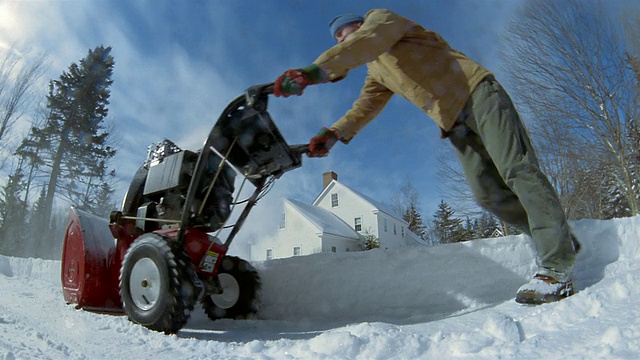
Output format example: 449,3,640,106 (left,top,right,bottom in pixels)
272,9,580,305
